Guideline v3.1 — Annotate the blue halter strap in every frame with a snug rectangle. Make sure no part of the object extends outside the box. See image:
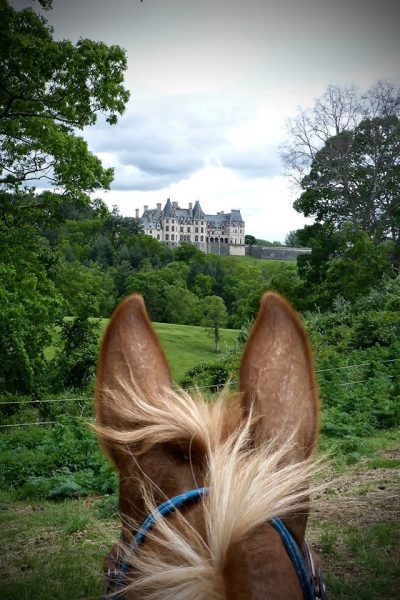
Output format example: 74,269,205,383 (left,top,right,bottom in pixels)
270,517,315,600
106,488,208,598
105,487,325,600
